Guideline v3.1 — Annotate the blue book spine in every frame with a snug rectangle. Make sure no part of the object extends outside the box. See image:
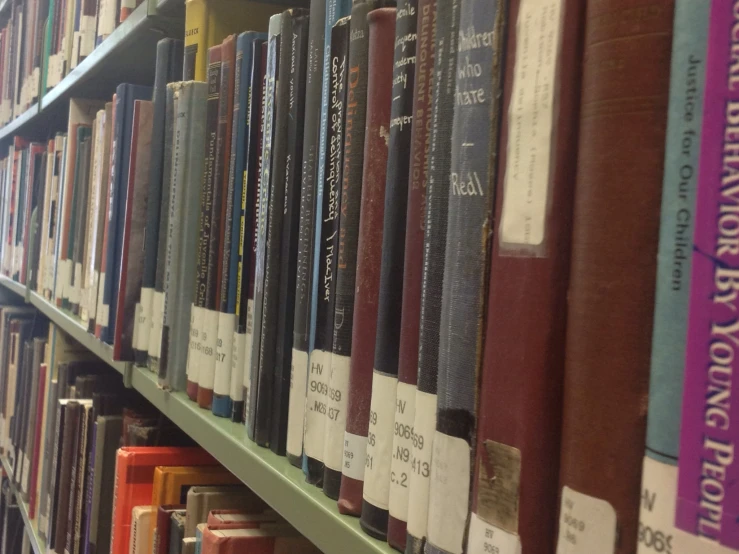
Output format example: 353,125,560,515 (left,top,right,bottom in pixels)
101,83,152,344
